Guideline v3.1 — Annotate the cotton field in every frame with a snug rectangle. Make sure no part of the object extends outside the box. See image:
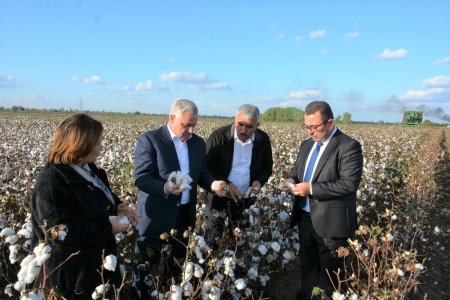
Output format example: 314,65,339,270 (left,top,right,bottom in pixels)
0,113,448,299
